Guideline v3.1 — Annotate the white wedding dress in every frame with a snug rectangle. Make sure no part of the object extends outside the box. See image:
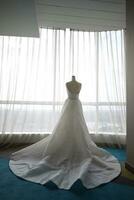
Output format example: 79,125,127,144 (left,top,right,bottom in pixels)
9,85,121,189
